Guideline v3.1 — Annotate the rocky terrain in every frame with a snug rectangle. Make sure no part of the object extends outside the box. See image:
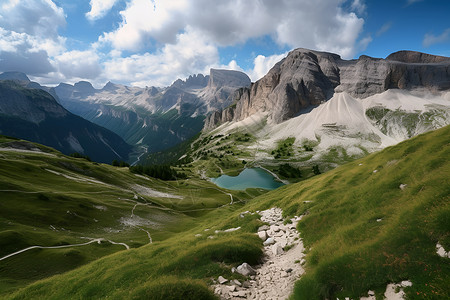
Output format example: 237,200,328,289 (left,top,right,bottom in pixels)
205,49,450,127
213,208,305,299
